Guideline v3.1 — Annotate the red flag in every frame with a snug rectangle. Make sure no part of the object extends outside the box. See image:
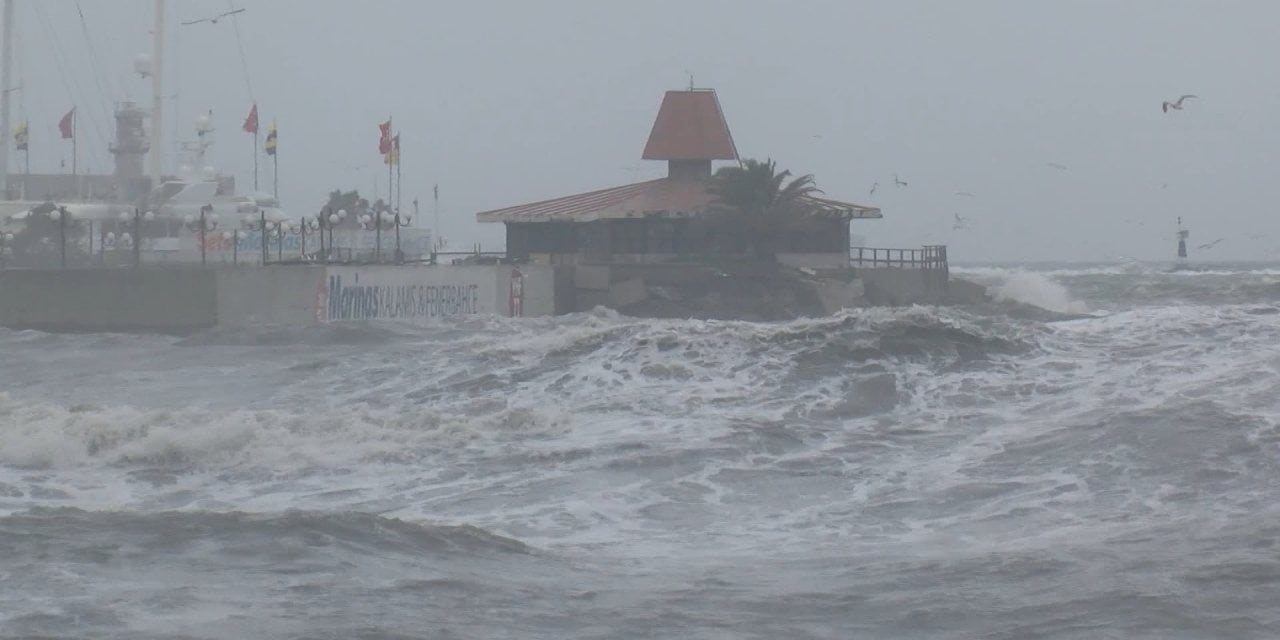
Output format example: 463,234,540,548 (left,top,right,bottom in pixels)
378,120,392,154
242,103,259,134
58,108,75,139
